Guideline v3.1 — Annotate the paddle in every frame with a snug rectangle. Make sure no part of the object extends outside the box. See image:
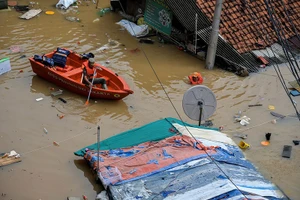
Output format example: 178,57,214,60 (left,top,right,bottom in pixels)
80,73,84,83
84,69,96,106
